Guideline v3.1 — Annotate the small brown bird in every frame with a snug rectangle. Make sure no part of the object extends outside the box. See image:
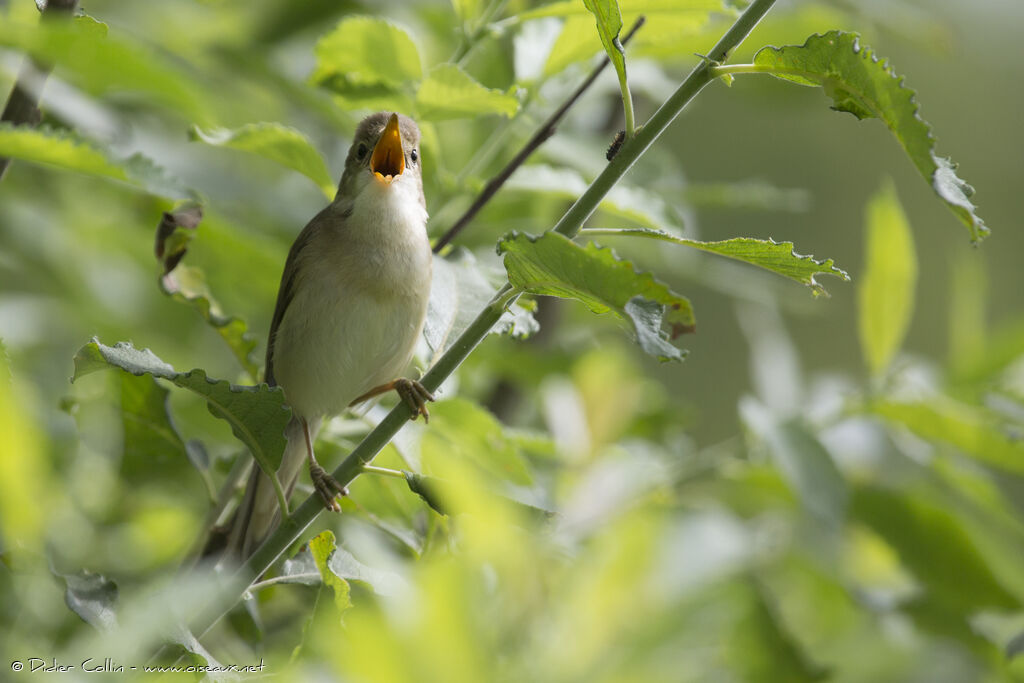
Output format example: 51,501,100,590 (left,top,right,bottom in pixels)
223,112,434,560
